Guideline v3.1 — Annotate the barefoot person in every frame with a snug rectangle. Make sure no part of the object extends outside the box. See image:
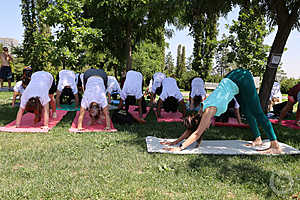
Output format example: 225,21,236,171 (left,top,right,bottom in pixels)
189,77,206,110
156,77,186,118
11,77,30,107
56,69,79,108
15,71,57,129
163,68,282,154
279,83,300,127
0,47,13,89
77,70,111,130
